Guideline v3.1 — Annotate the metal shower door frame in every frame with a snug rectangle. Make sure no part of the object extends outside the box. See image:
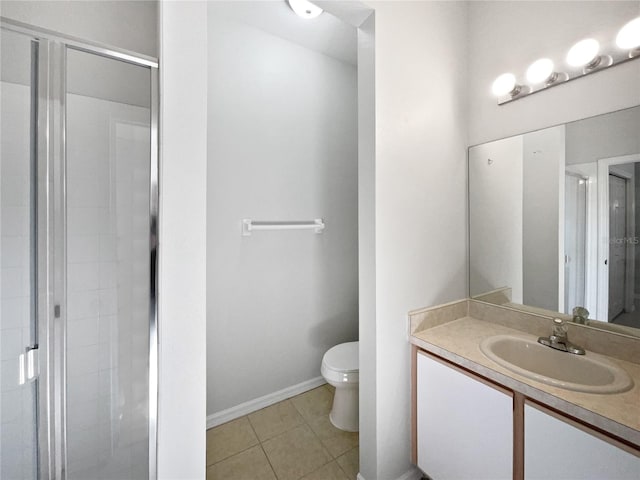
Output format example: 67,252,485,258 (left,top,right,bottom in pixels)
0,17,159,480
